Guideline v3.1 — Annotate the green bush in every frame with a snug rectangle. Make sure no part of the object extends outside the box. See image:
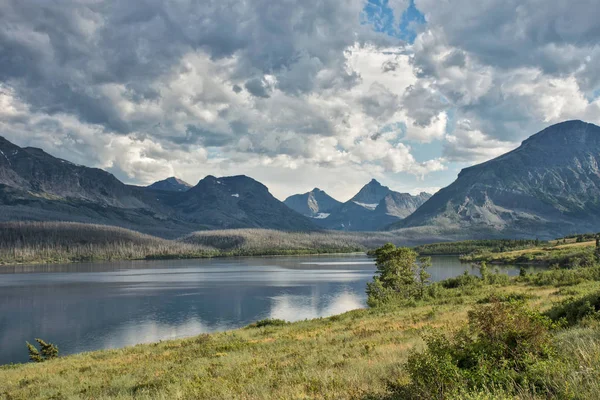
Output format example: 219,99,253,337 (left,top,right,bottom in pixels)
440,270,481,289
250,318,288,328
366,243,431,306
394,300,557,398
545,292,600,326
521,266,600,286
